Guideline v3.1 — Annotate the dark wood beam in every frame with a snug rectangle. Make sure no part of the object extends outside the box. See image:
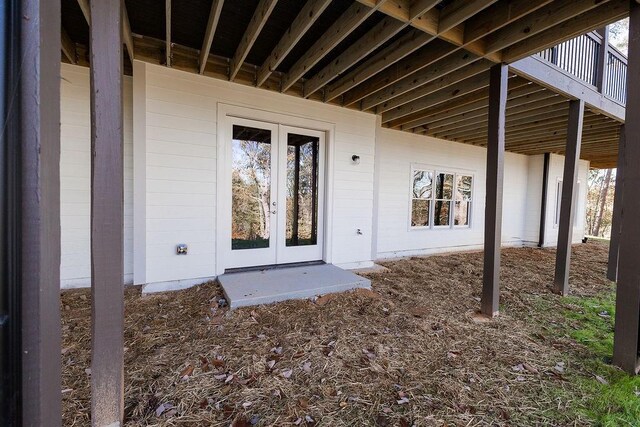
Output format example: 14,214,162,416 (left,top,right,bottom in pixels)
199,0,224,74
607,125,625,281
229,0,278,81
304,16,405,98
613,0,640,375
20,0,62,424
256,0,331,86
166,0,171,67
553,99,584,296
481,63,508,317
61,26,77,64
89,0,125,424
281,1,377,92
